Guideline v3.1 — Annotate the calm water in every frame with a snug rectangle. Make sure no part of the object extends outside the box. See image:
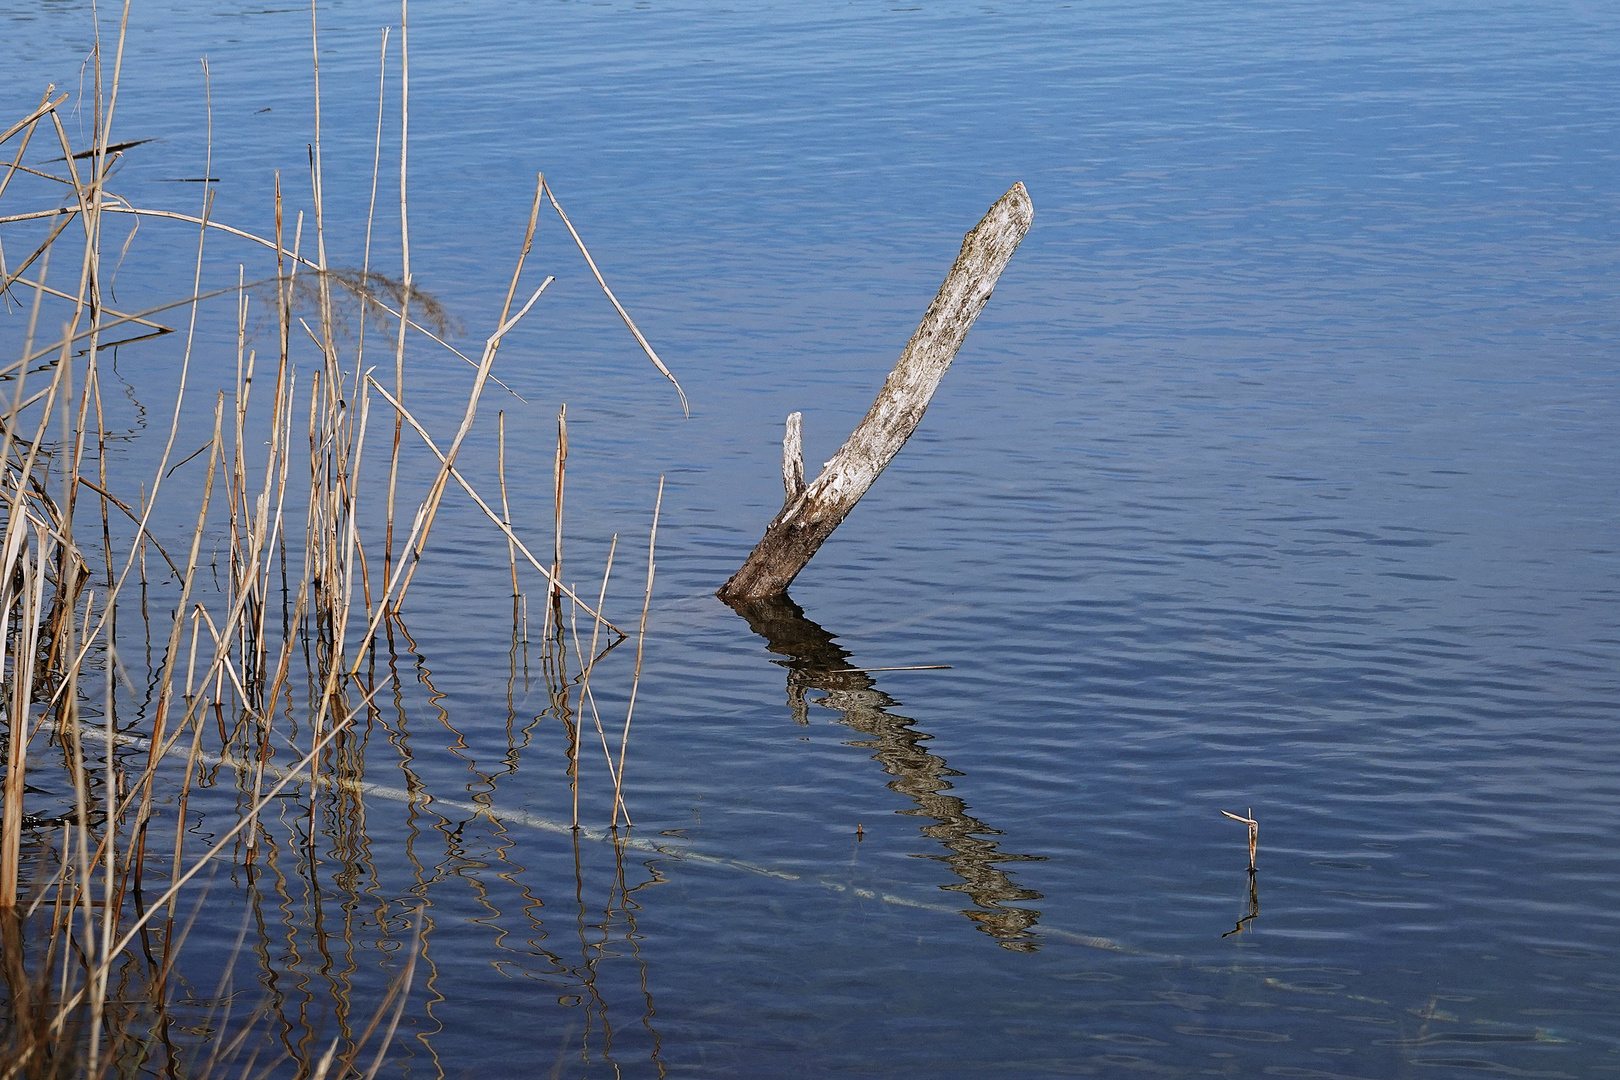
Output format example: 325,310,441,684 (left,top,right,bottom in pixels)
5,0,1620,1076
